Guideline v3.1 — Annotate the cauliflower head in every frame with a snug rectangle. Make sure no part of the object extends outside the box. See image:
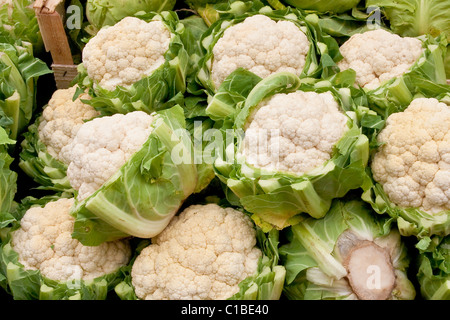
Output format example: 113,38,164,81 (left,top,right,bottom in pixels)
131,203,262,300
242,91,349,175
61,111,154,201
337,29,424,90
38,86,99,164
211,14,310,89
82,16,172,91
11,198,132,281
371,98,450,213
